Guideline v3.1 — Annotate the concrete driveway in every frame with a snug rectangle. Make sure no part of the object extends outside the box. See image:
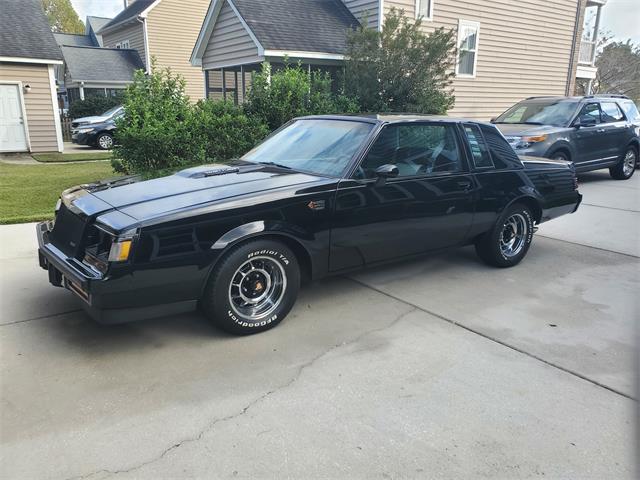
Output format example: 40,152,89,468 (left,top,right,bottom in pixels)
0,170,638,479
